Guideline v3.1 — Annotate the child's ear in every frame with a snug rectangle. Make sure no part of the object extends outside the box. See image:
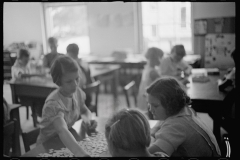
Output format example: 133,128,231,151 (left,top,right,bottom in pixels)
55,77,61,86
57,80,61,86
